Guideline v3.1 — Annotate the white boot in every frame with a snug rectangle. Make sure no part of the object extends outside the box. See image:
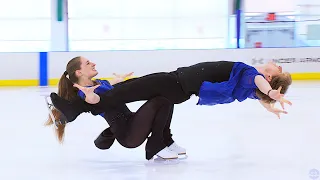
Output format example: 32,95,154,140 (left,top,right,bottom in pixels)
156,147,178,159
167,142,186,155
